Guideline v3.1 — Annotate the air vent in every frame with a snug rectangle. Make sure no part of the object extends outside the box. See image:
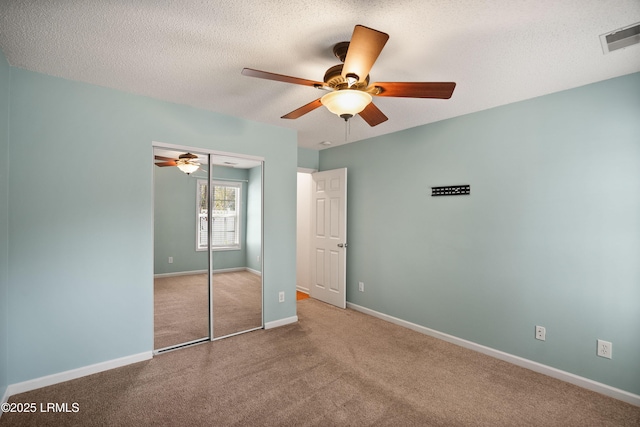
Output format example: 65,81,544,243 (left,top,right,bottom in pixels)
600,22,640,54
